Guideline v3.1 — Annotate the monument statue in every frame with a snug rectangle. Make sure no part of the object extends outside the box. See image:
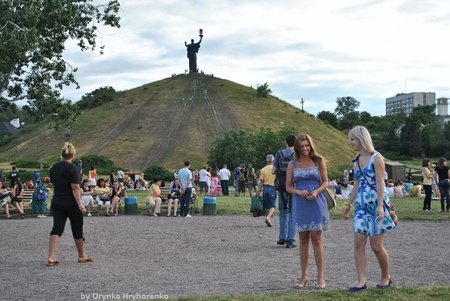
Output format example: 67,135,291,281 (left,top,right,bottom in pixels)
185,29,203,73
